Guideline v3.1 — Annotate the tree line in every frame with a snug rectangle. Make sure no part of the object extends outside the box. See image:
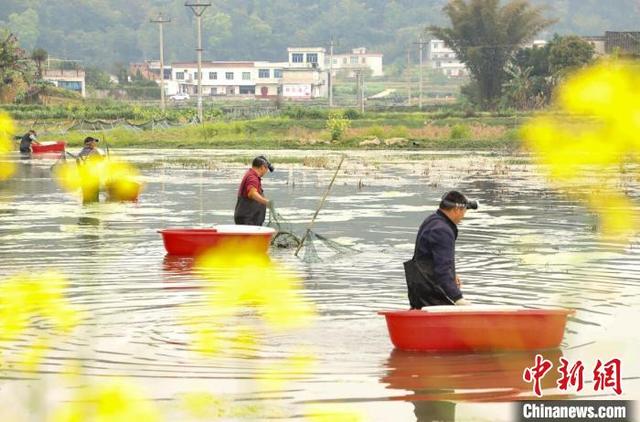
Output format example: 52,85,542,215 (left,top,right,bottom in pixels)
0,0,638,70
